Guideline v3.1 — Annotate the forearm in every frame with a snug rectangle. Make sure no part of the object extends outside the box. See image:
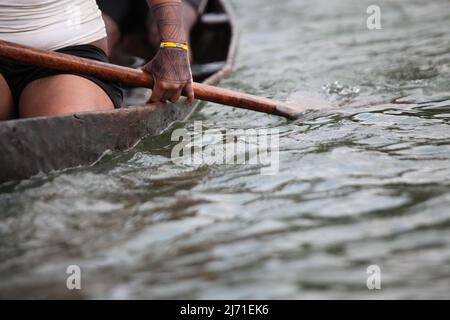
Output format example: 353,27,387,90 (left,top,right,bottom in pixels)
144,0,194,104
147,0,187,43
